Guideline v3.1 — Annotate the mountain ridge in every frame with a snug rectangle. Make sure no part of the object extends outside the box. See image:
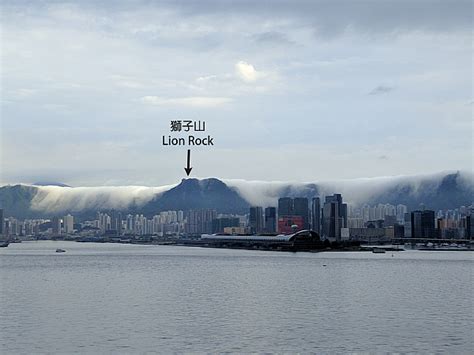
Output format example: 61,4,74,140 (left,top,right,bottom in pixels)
0,171,472,220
